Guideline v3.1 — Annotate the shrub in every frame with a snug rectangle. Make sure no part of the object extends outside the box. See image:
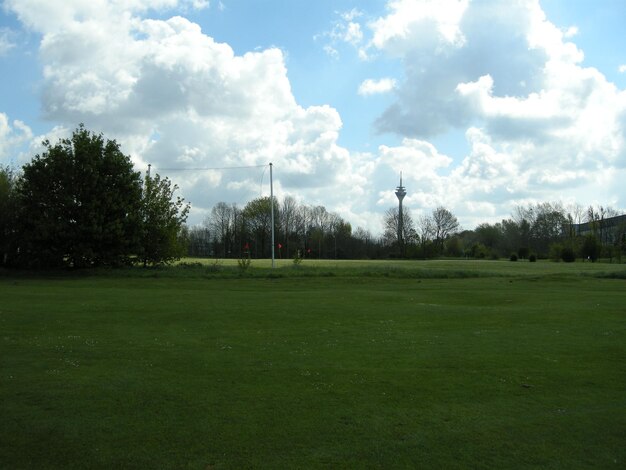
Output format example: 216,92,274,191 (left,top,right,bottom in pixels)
549,243,563,262
205,259,222,273
509,253,518,262
529,254,537,262
471,243,489,259
561,246,576,263
237,253,251,271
